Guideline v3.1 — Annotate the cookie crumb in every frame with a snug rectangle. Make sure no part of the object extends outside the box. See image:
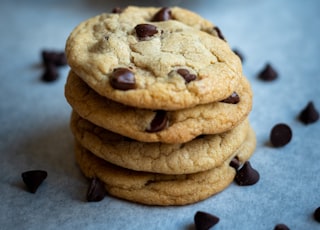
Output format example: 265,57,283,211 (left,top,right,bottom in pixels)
194,211,219,230
258,63,278,81
87,177,106,202
314,206,320,223
235,161,260,186
274,223,290,230
21,170,47,193
299,101,319,124
270,123,292,147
